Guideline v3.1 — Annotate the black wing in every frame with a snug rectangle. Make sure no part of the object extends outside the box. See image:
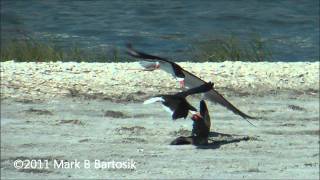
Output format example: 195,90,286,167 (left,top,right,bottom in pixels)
126,43,170,62
126,44,185,78
172,105,189,120
127,44,256,122
176,82,214,97
182,68,256,122
200,100,211,132
199,100,208,116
